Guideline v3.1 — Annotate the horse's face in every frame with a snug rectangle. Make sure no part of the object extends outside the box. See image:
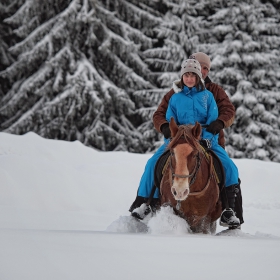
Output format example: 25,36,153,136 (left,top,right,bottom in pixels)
171,143,195,201
168,118,202,201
